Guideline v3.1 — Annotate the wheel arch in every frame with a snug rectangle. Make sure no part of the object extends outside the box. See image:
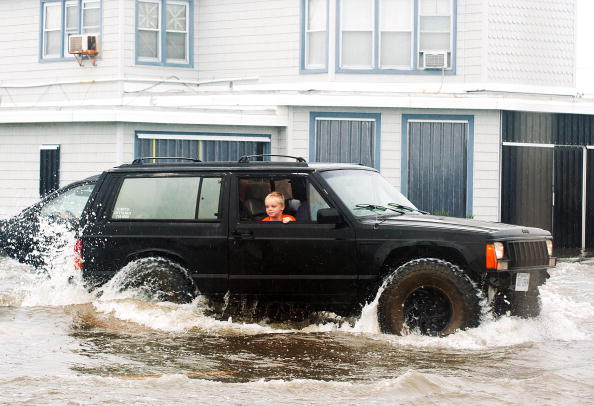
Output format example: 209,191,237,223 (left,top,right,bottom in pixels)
122,249,188,270
379,244,472,280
